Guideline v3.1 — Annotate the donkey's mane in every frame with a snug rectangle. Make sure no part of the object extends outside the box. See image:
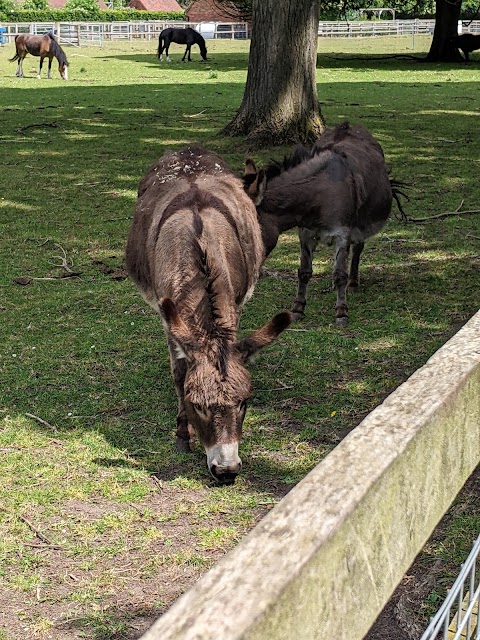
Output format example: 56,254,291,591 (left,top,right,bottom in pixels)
264,122,353,182
192,238,233,335
191,238,233,377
